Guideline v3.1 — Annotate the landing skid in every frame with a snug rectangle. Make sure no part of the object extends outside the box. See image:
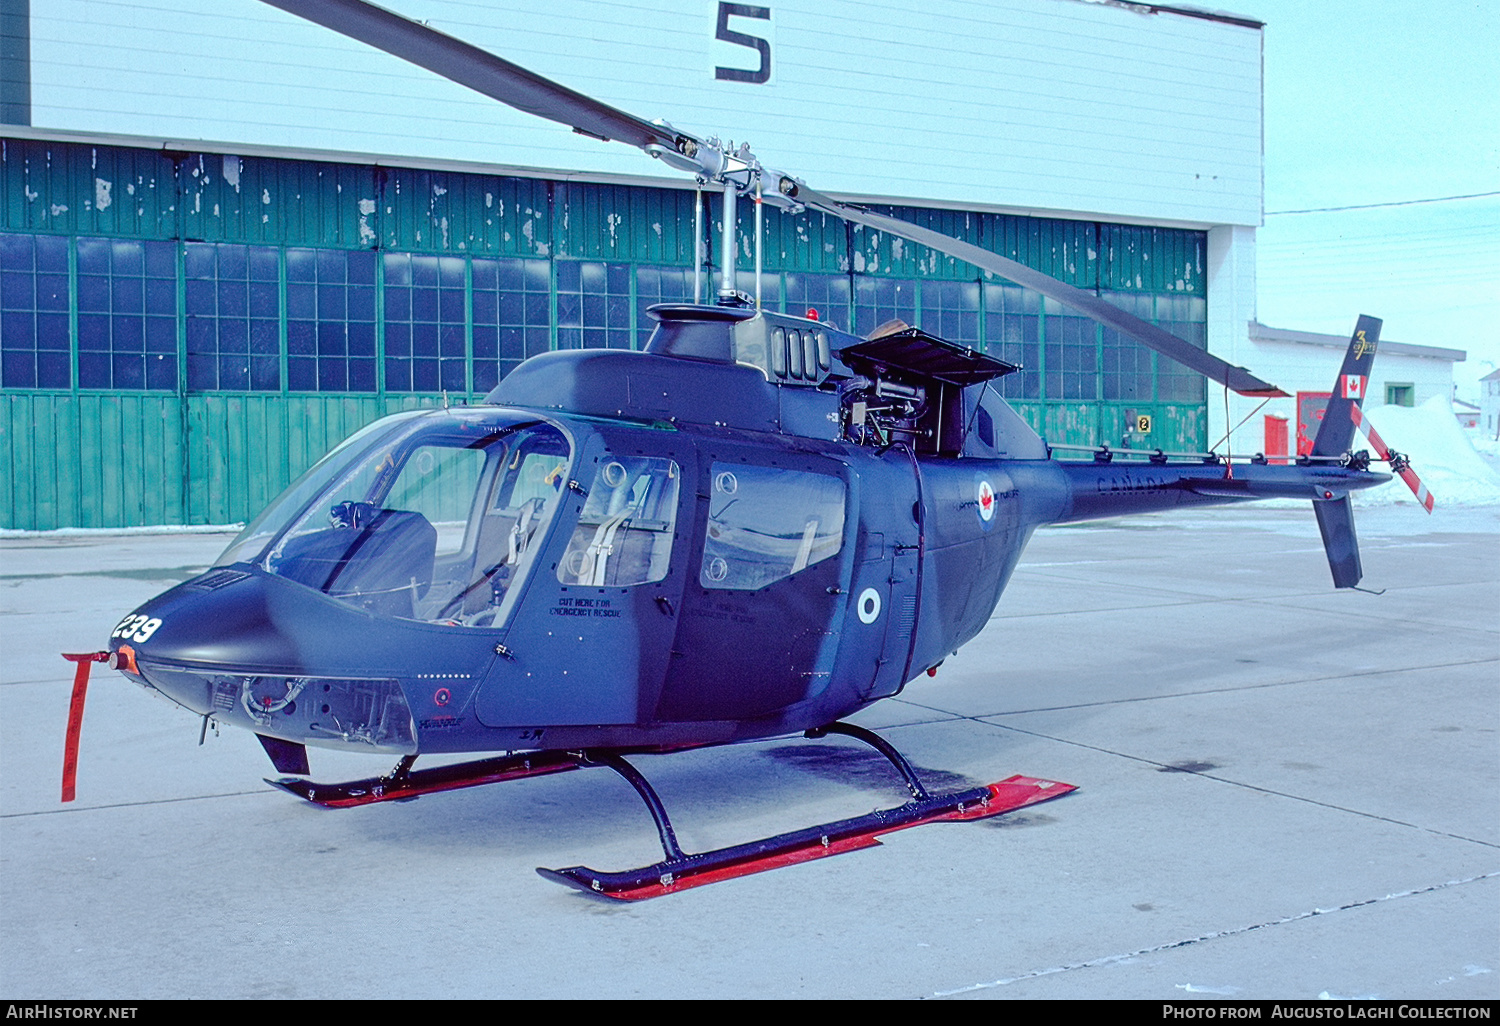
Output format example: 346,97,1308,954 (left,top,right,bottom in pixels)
267,749,582,808
539,723,1076,901
266,722,1076,899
